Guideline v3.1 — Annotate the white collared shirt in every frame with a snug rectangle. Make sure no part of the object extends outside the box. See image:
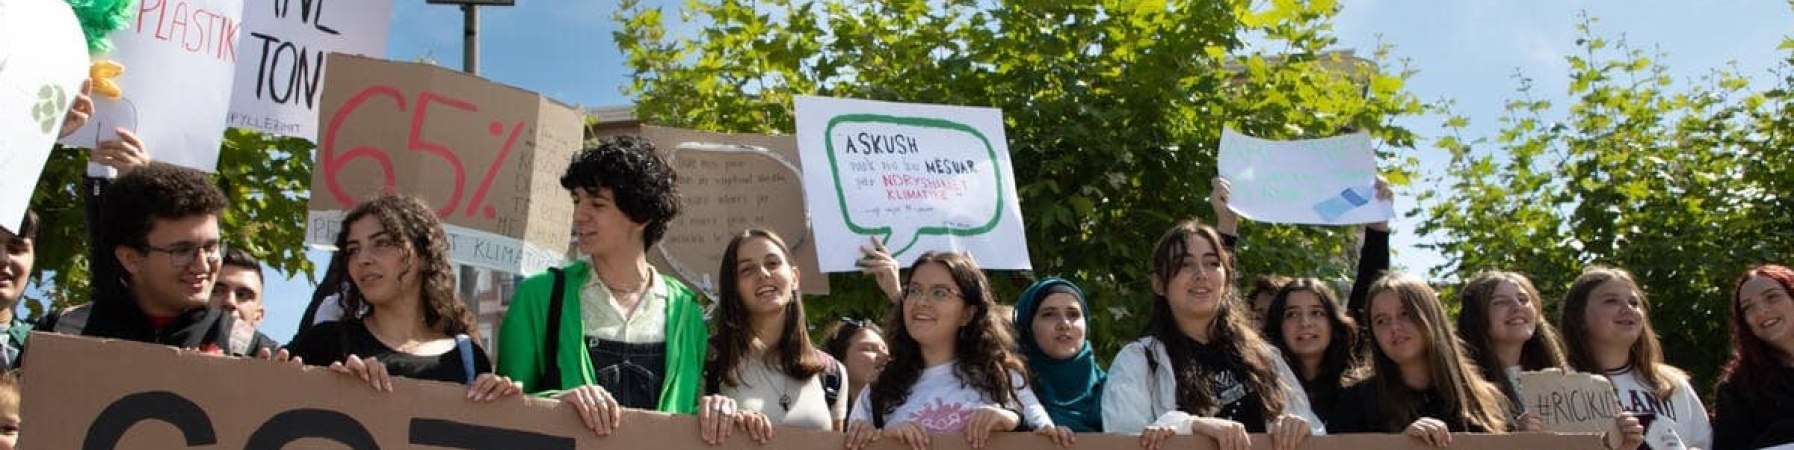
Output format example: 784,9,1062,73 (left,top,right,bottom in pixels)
579,261,668,343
